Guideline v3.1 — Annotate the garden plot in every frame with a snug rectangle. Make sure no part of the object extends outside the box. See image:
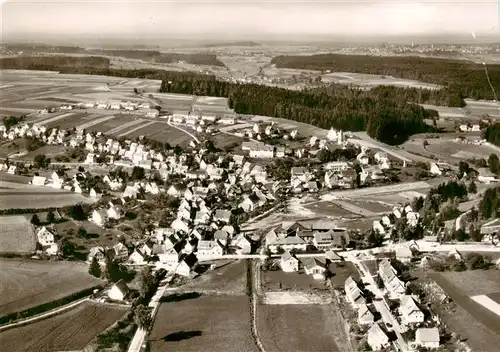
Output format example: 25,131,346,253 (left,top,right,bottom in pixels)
0,301,126,351
262,291,330,305
0,191,95,210
149,295,258,352
257,304,342,352
0,259,104,316
261,268,326,293
0,215,36,254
